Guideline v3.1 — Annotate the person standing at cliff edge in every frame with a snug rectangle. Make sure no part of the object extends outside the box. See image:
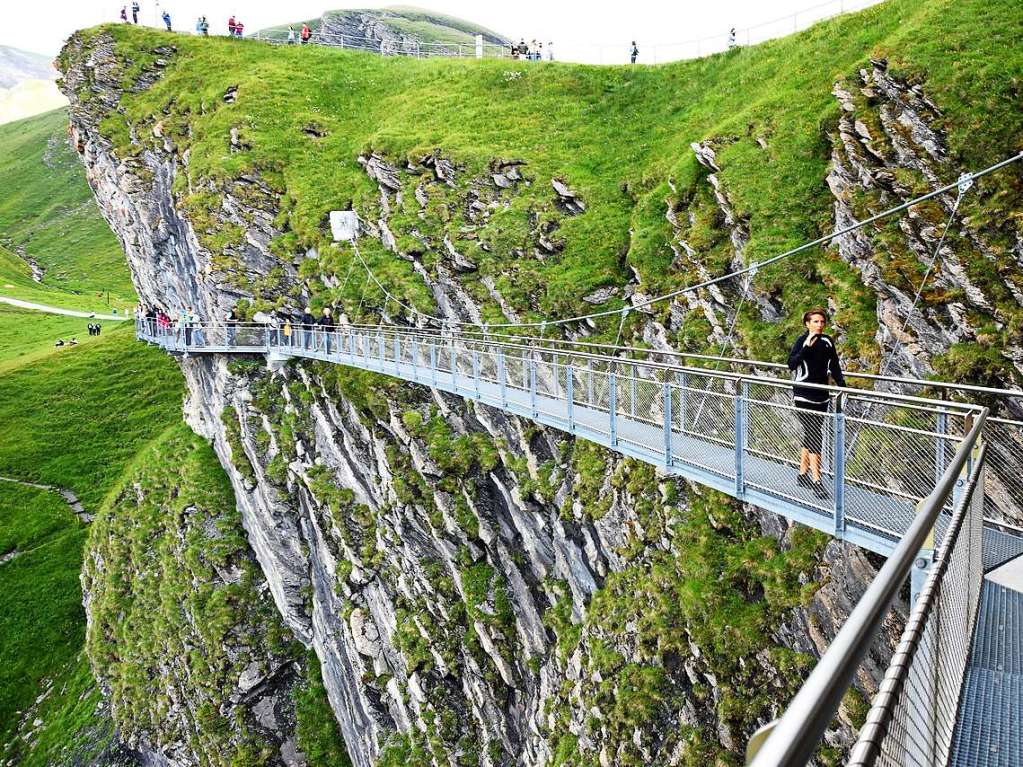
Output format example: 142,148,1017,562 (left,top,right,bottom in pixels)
131,0,139,23
787,308,846,500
